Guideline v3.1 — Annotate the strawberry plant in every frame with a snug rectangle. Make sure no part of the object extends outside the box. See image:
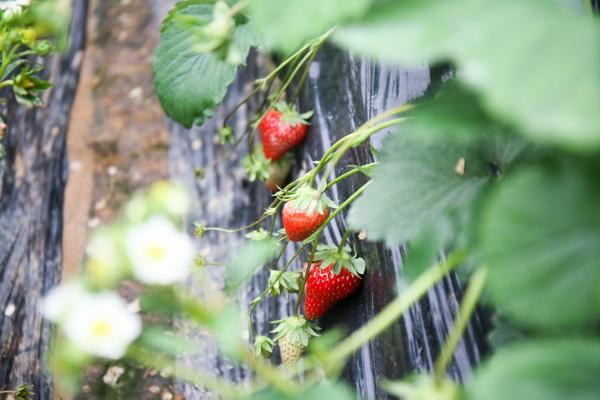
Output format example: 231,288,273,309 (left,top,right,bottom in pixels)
43,0,600,399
